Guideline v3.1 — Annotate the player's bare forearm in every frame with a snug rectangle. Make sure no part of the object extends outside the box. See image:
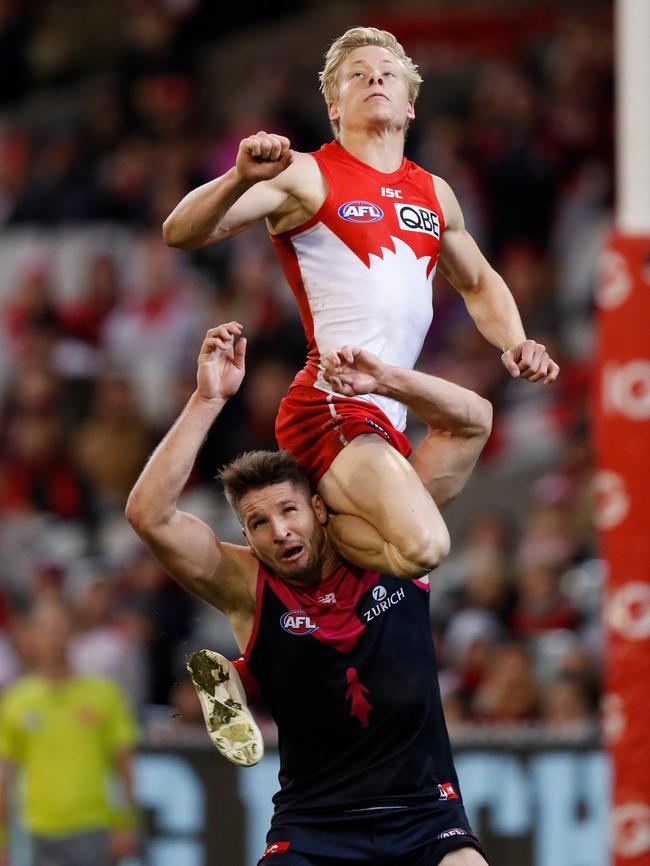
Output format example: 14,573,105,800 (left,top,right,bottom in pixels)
125,324,256,612
324,346,490,432
126,391,224,531
461,267,526,352
124,390,252,609
127,322,247,532
163,132,295,249
162,168,255,250
375,365,491,434
435,176,558,383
